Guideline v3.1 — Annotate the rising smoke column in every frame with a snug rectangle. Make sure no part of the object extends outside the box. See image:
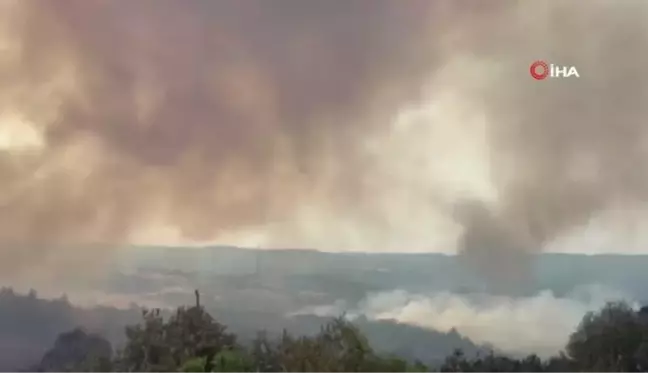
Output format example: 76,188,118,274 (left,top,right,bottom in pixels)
450,0,648,291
